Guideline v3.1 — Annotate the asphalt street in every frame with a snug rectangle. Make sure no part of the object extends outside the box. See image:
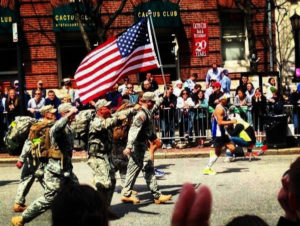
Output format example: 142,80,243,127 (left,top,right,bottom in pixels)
0,155,298,226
